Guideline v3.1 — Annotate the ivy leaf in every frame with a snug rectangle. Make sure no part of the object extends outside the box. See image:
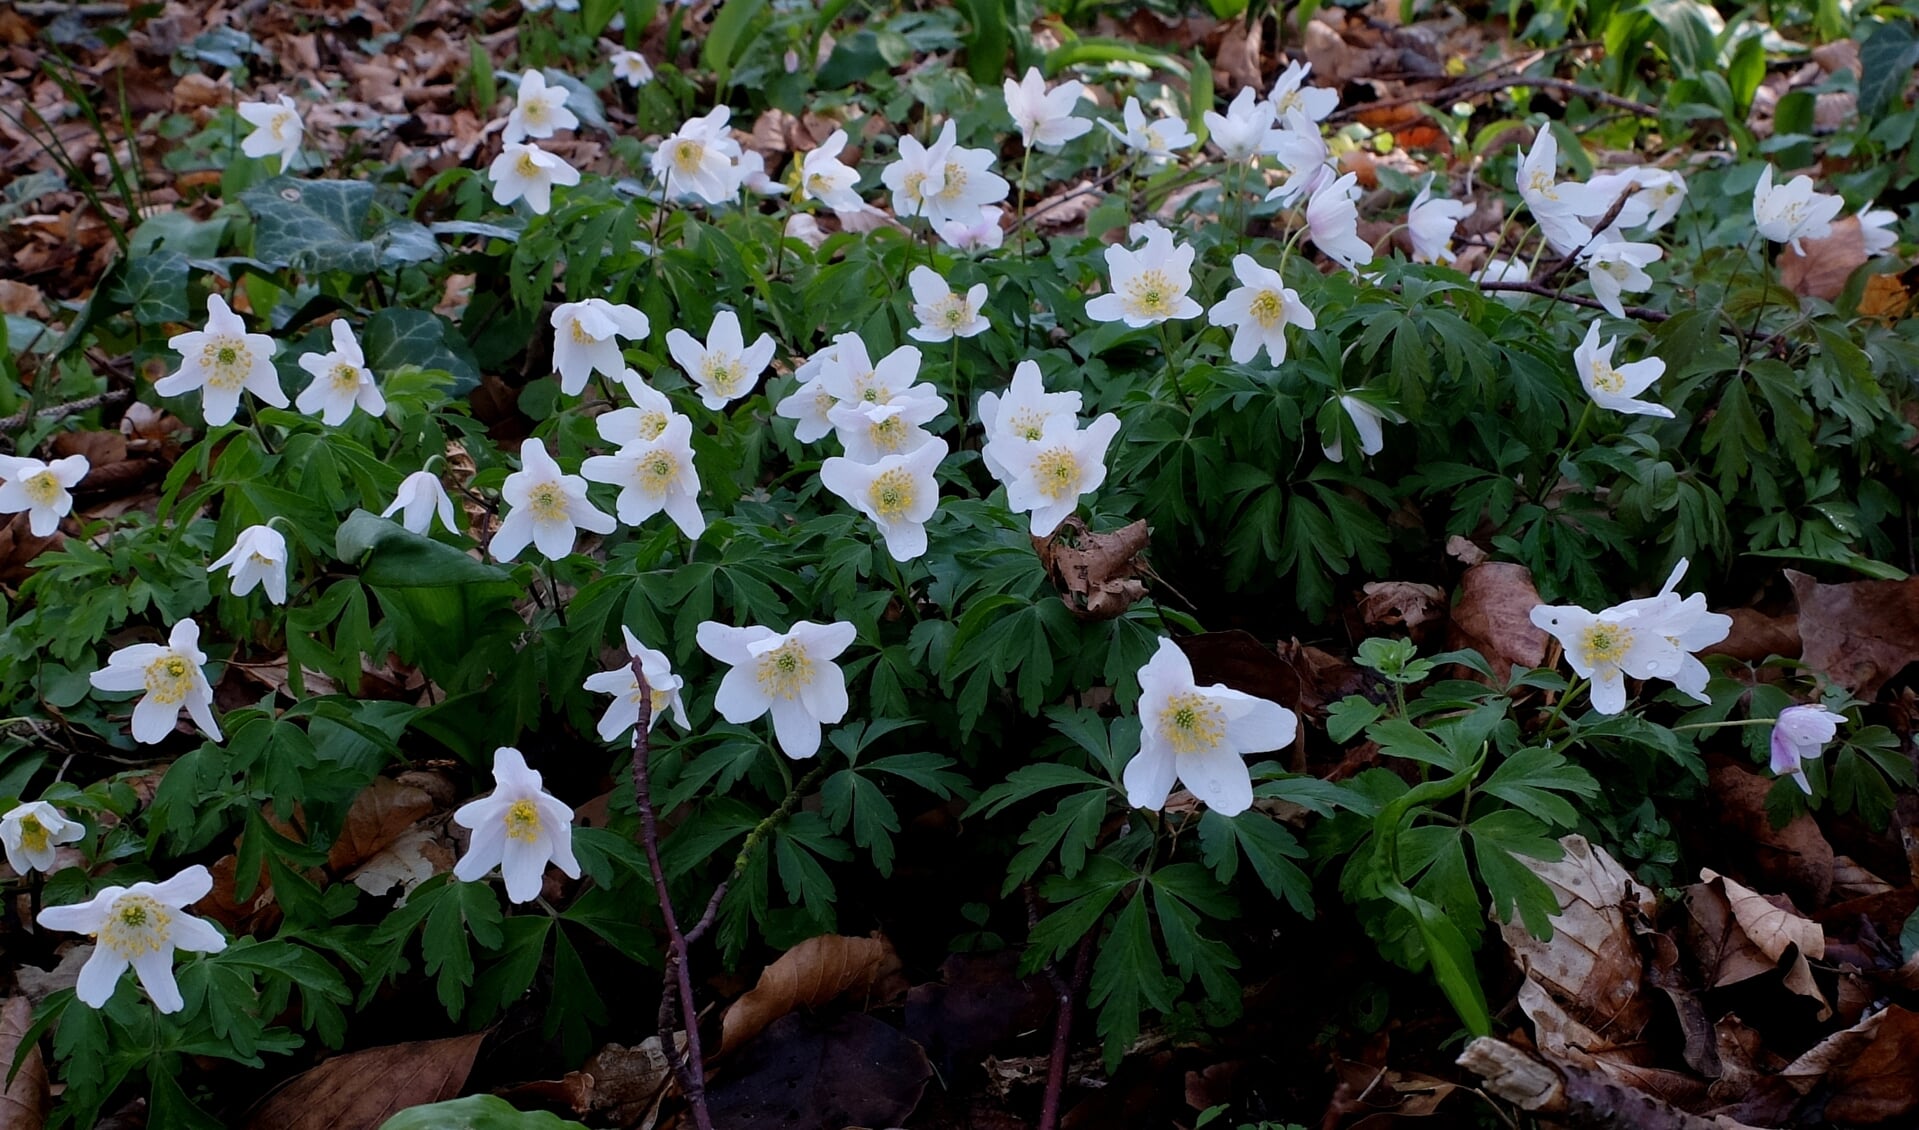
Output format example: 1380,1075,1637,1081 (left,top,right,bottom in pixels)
111,251,190,325
362,308,481,393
